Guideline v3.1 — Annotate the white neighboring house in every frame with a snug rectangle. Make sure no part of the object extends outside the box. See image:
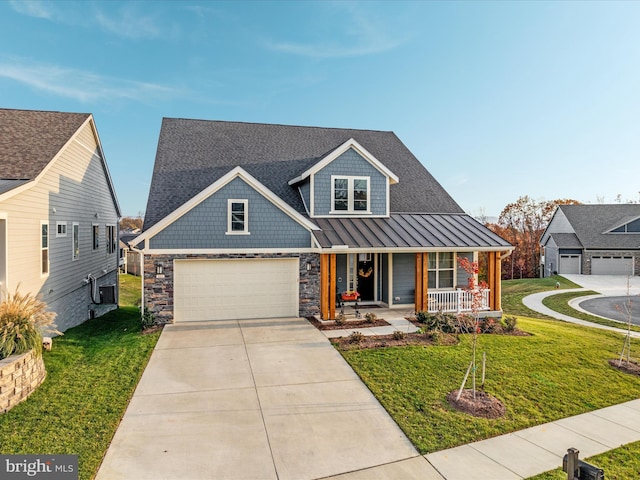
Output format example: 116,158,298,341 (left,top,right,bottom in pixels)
0,109,121,331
